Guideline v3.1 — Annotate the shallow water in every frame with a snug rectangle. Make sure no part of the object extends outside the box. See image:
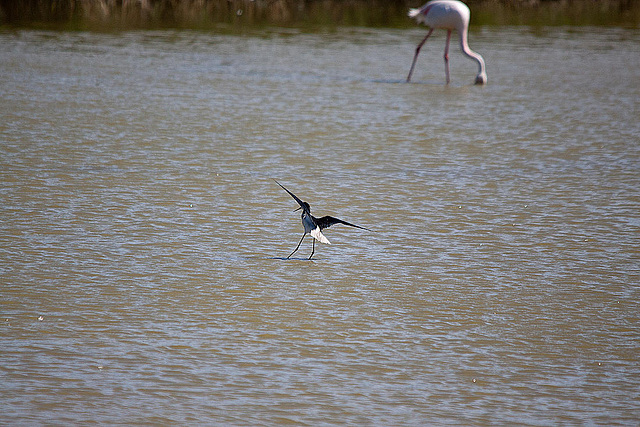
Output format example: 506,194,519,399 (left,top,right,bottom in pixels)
1,27,639,425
